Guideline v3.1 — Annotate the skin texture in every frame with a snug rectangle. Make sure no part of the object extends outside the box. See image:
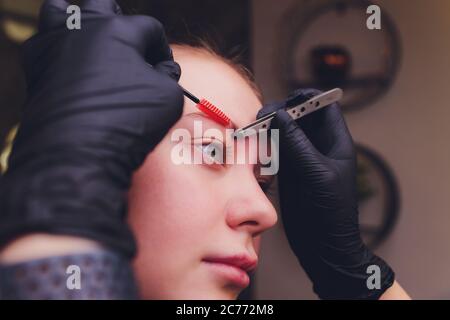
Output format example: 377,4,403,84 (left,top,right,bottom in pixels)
0,46,410,301
127,46,278,299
